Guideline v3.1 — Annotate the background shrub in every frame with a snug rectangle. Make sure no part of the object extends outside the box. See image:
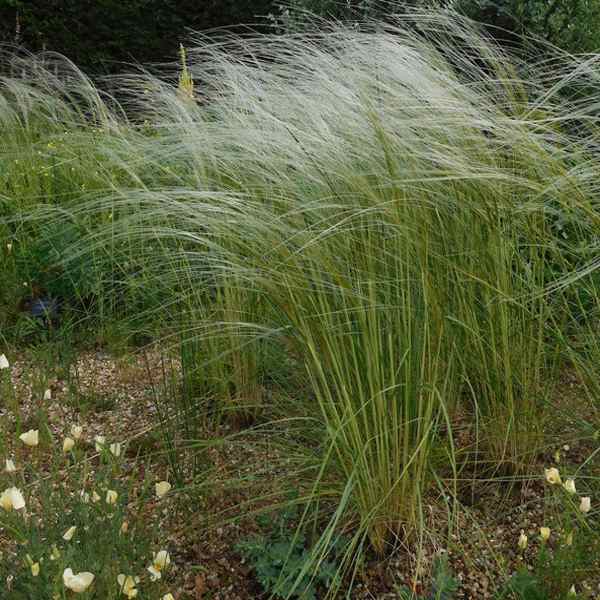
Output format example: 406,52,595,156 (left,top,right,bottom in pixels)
454,0,600,54
0,0,274,74
1,1,598,76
